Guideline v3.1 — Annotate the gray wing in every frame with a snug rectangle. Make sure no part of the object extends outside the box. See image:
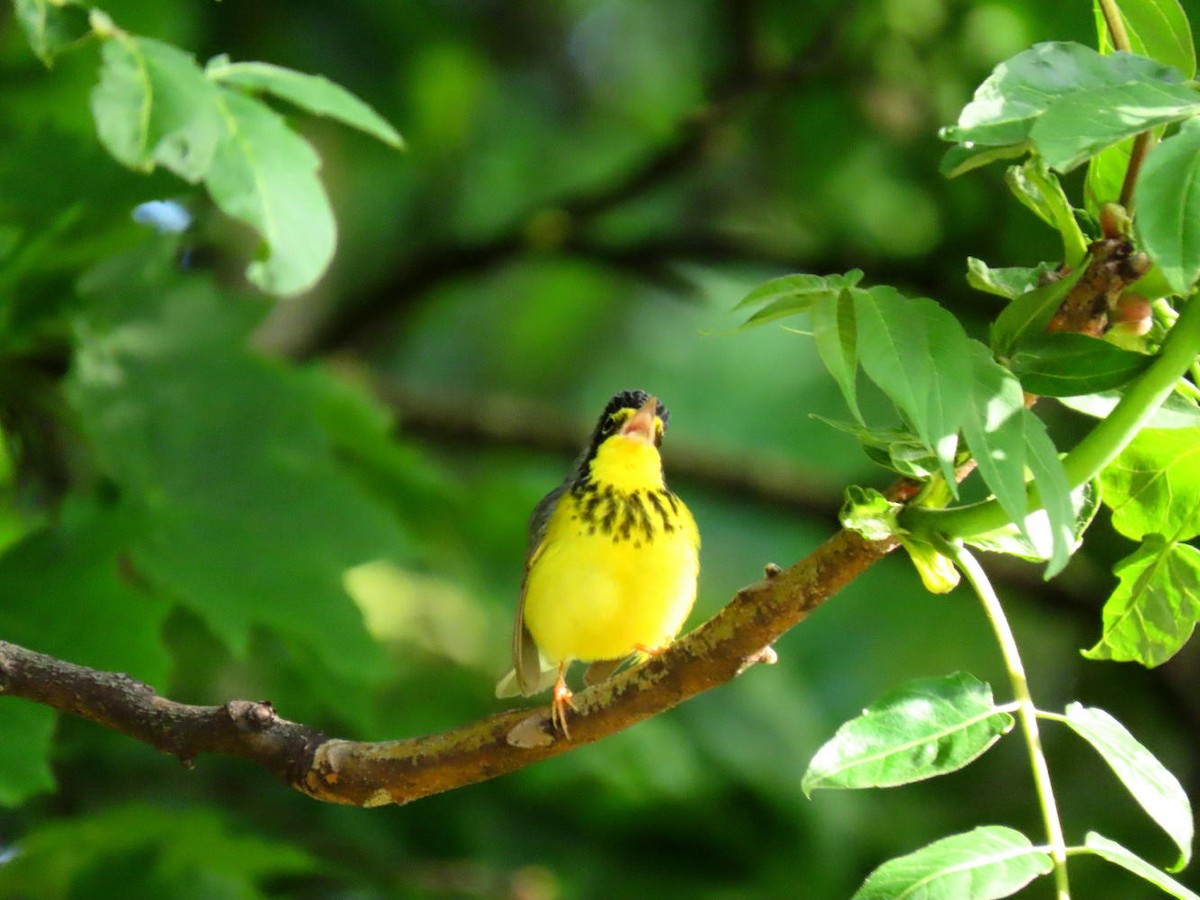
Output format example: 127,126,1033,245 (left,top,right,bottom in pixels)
511,484,566,695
